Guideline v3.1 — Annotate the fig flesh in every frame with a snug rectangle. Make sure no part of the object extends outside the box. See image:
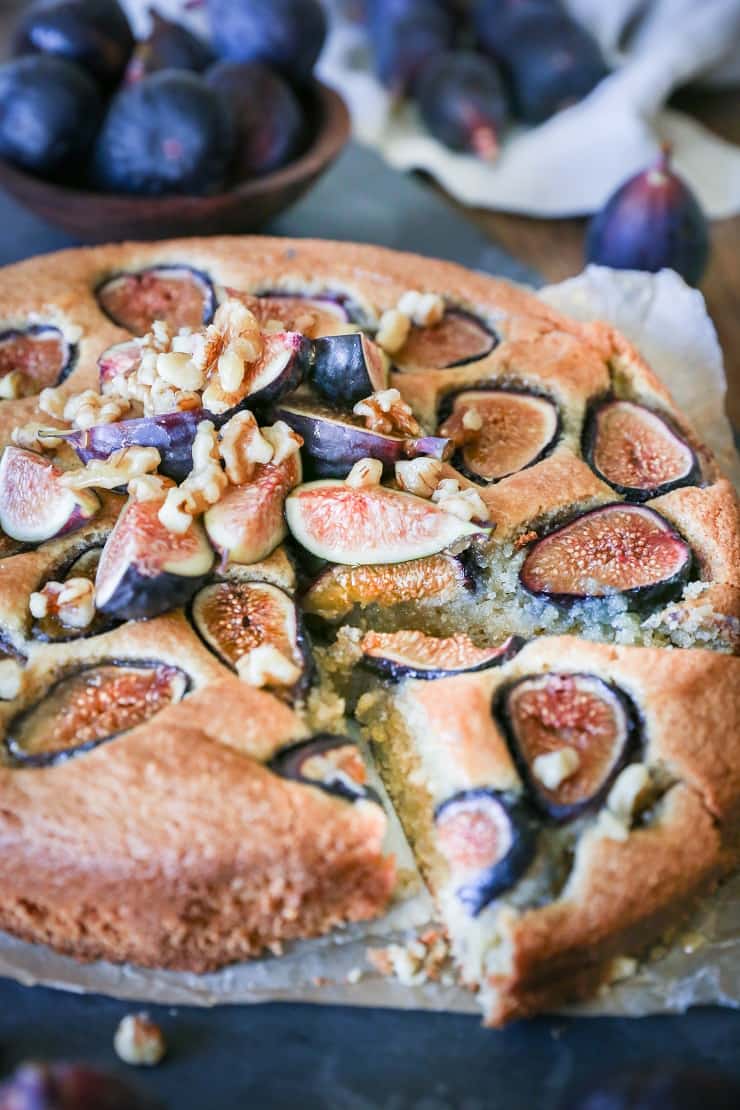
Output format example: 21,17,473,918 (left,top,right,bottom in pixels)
586,146,709,286
309,333,389,408
362,629,523,681
31,546,115,643
206,0,328,84
89,71,233,197
0,447,99,545
68,409,210,483
0,55,102,180
0,1060,153,1110
96,266,216,335
416,50,508,159
127,10,215,83
367,0,456,97
519,504,692,606
233,329,311,410
394,309,497,371
584,400,699,501
250,289,354,336
95,493,215,620
13,0,135,90
285,480,488,566
439,388,559,483
275,399,451,479
301,554,469,620
204,453,301,565
498,672,636,821
5,660,188,767
191,580,312,698
0,324,76,396
269,733,373,803
434,788,537,915
206,60,305,179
